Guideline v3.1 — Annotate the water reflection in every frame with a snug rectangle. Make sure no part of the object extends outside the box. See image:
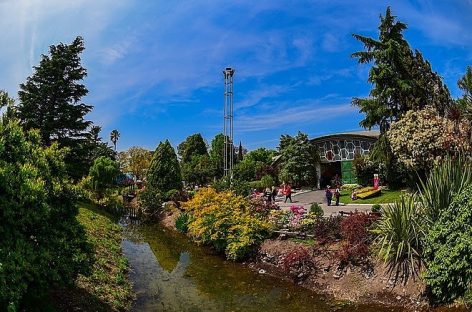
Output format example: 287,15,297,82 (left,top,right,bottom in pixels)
122,222,411,312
